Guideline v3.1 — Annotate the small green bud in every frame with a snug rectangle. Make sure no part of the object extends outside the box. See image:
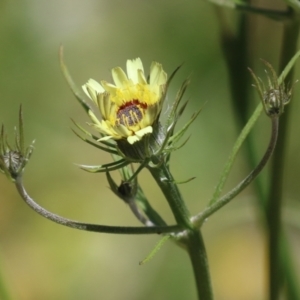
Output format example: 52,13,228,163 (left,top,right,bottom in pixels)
0,107,34,181
249,59,293,117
